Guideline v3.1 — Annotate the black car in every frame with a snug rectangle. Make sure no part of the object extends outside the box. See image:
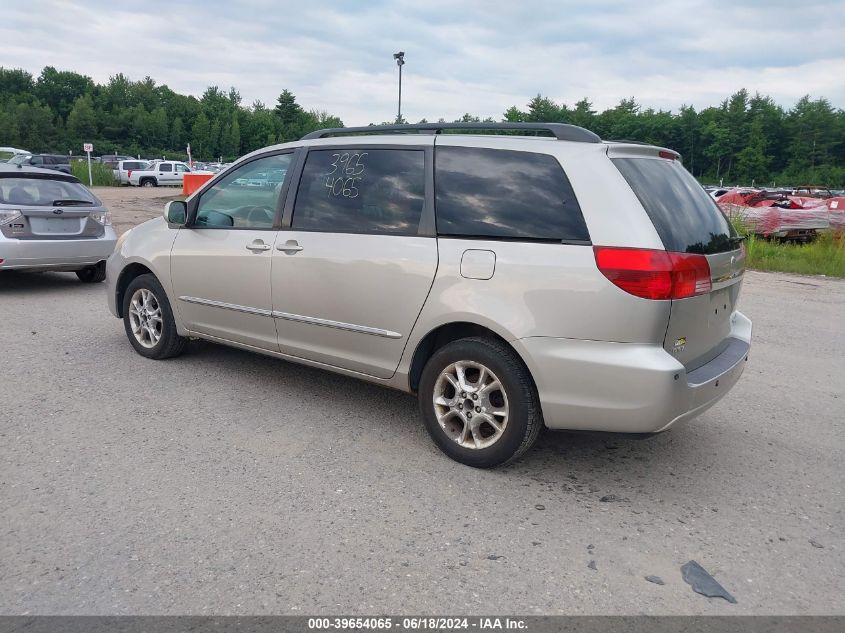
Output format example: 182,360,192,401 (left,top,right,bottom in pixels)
8,154,72,174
